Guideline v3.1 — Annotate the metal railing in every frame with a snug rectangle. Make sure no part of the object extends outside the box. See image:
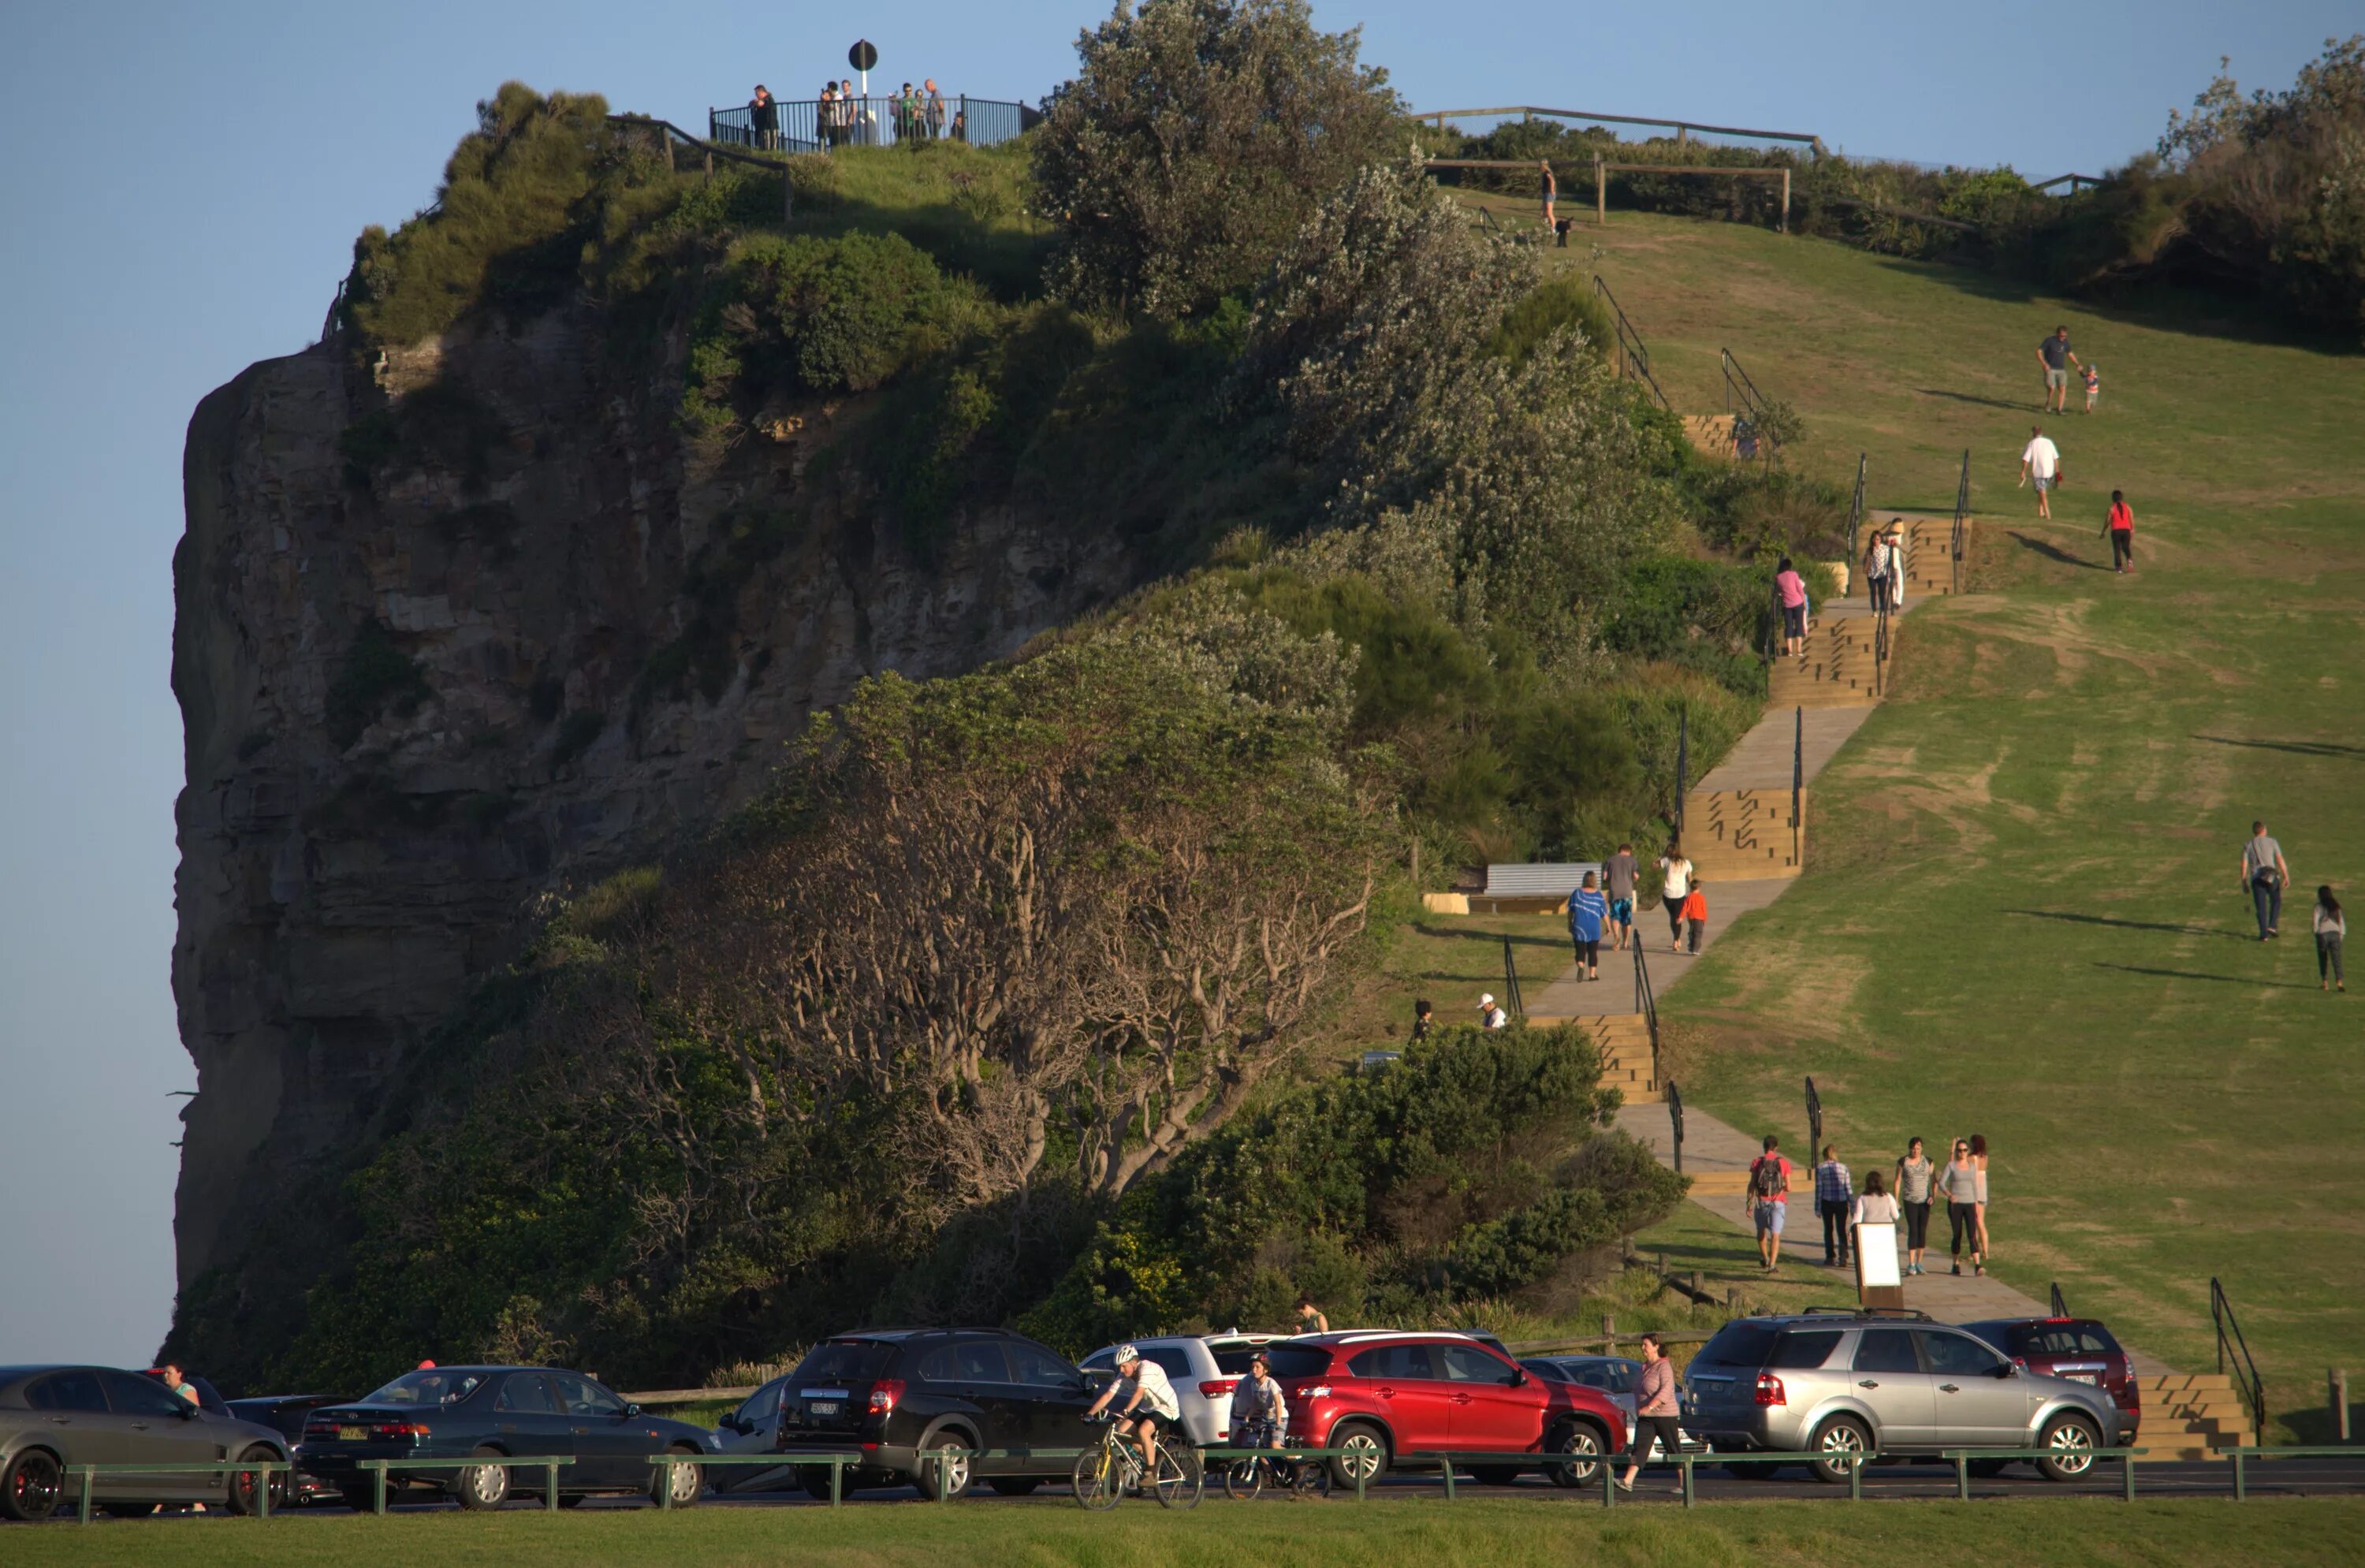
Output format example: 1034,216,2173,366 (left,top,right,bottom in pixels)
1790,704,1804,864
2214,1276,2267,1439
710,96,1032,152
1501,933,1527,1021
1938,1447,2147,1503
1721,348,1776,458
1592,276,1670,409
62,1461,291,1525
1872,598,1890,697
1666,1078,1684,1172
1845,453,1867,557
1632,929,1660,1087
2050,1280,2070,1317
1951,449,1972,594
